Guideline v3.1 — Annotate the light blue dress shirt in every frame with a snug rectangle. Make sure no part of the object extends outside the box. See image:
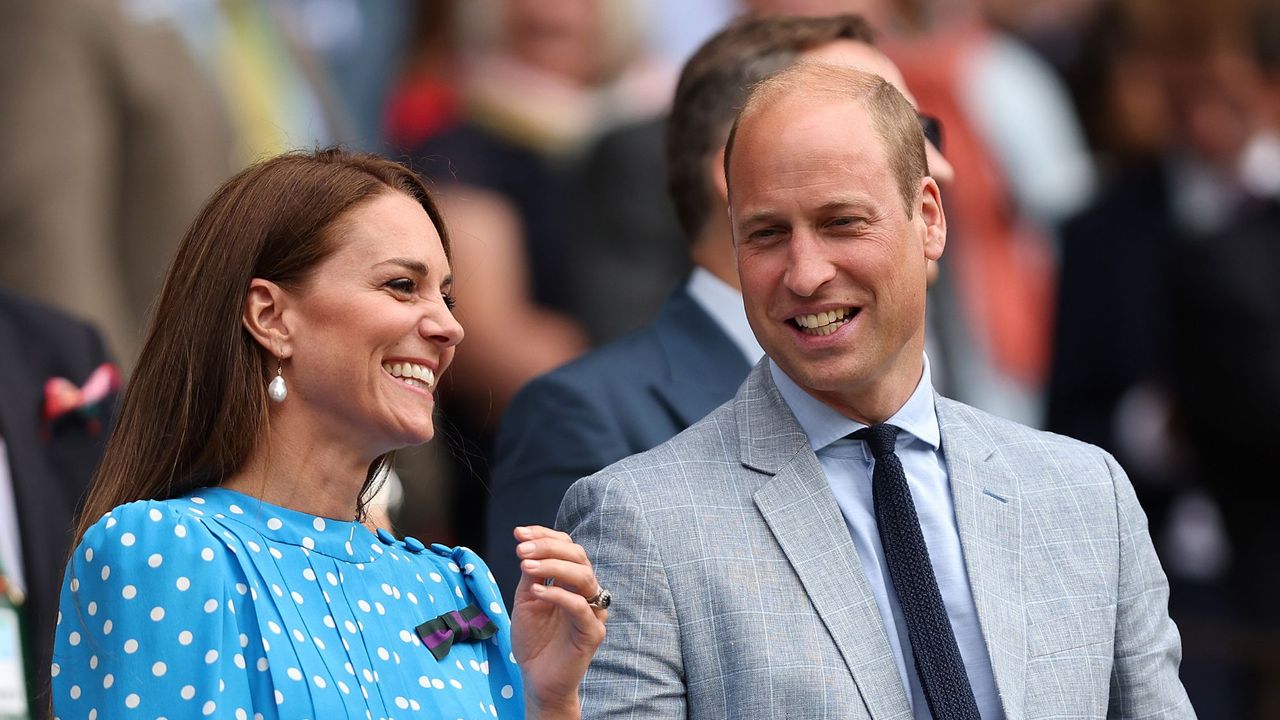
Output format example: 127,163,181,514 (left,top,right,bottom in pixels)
685,267,764,365
770,357,1005,720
